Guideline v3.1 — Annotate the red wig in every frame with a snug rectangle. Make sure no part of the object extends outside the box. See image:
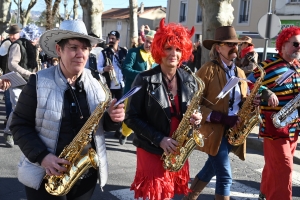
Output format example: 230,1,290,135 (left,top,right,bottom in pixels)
151,18,195,66
276,26,300,55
